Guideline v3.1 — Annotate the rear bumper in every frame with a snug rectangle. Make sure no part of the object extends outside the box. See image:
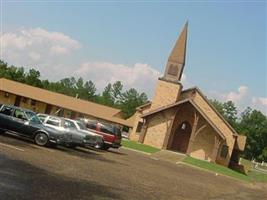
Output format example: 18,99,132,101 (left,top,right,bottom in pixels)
104,141,121,148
